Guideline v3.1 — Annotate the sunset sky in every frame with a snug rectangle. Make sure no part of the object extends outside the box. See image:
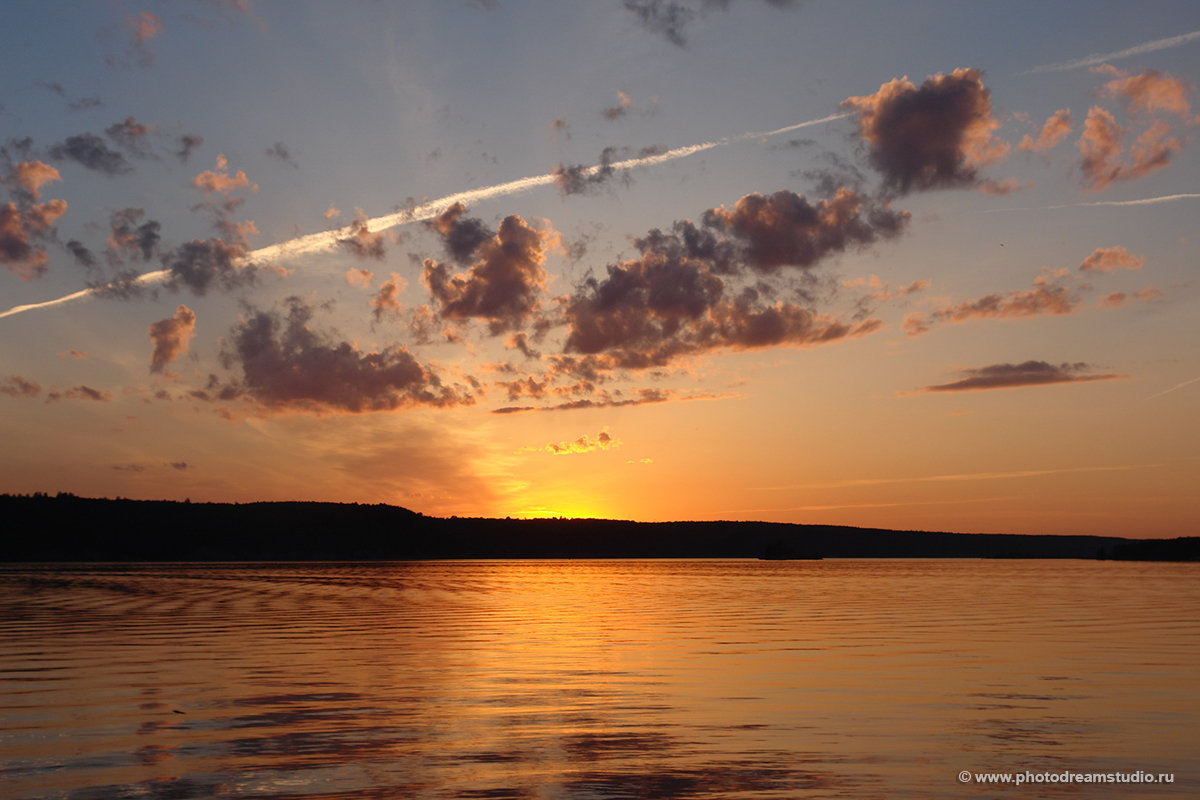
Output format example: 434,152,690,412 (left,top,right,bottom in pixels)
2,1,1197,536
